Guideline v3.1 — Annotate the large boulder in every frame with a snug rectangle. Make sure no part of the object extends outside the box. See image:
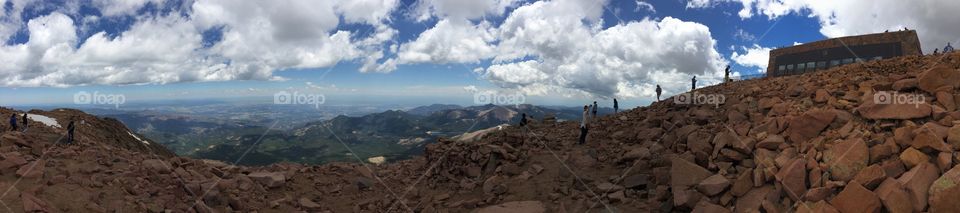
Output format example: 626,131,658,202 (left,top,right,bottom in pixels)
856,91,932,120
929,164,960,212
874,178,913,213
776,158,807,201
824,138,869,181
830,182,881,213
897,162,939,212
696,174,730,196
917,65,960,94
786,109,836,143
248,172,286,189
670,157,712,188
